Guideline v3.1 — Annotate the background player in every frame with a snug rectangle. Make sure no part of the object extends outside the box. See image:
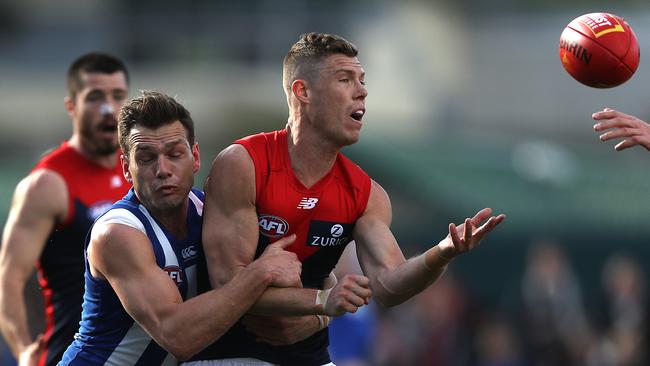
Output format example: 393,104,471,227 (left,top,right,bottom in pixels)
60,90,302,364
194,32,505,365
593,108,650,151
0,53,131,366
